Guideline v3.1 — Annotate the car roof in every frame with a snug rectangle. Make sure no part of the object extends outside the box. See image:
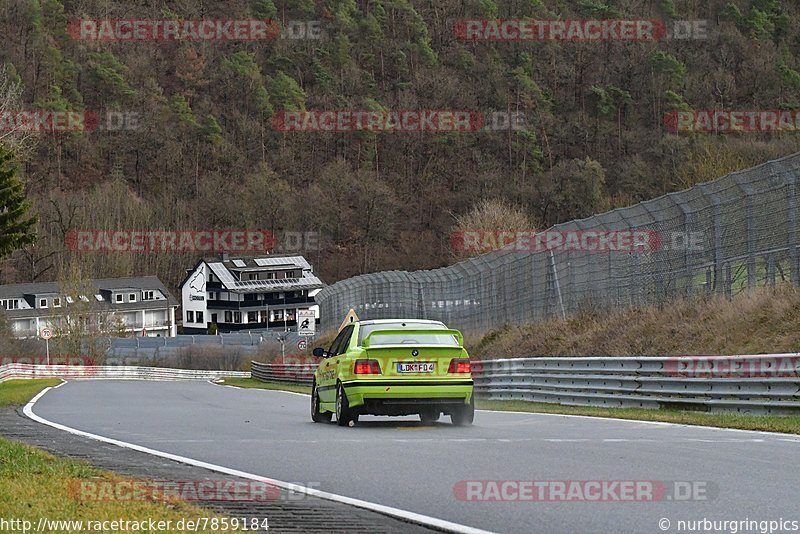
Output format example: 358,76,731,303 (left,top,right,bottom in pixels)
356,319,447,326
